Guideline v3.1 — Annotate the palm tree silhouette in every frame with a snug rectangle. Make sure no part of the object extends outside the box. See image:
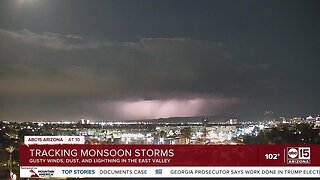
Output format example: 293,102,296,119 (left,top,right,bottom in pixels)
180,127,191,144
5,146,15,178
